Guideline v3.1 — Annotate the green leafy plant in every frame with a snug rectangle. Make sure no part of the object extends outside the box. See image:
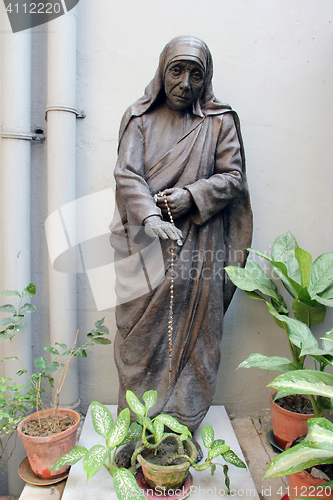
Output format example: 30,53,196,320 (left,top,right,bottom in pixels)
127,390,246,494
51,390,246,498
0,377,35,473
264,370,333,491
224,232,333,414
0,283,111,433
51,401,146,500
